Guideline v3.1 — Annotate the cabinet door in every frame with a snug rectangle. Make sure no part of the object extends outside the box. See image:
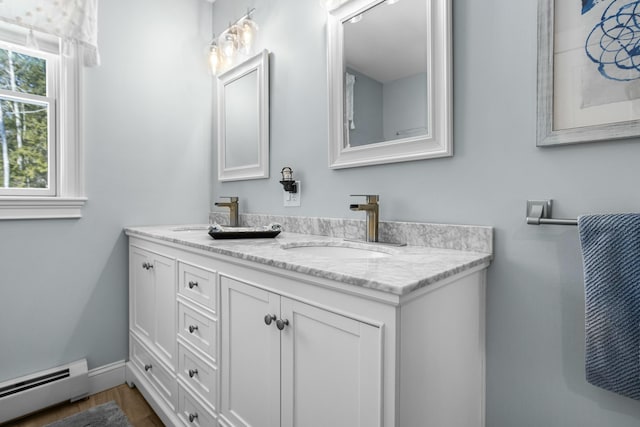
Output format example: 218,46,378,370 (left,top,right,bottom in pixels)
280,298,382,427
130,246,176,369
130,247,155,342
153,252,176,367
220,277,280,427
